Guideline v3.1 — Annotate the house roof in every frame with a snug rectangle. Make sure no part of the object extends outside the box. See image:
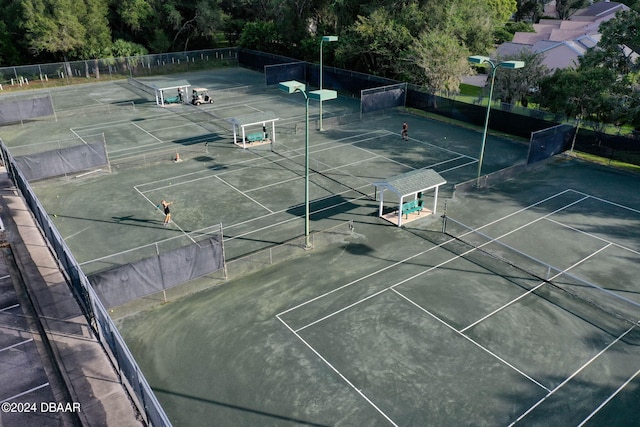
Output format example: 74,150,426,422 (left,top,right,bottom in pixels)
495,1,631,71
571,1,627,19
